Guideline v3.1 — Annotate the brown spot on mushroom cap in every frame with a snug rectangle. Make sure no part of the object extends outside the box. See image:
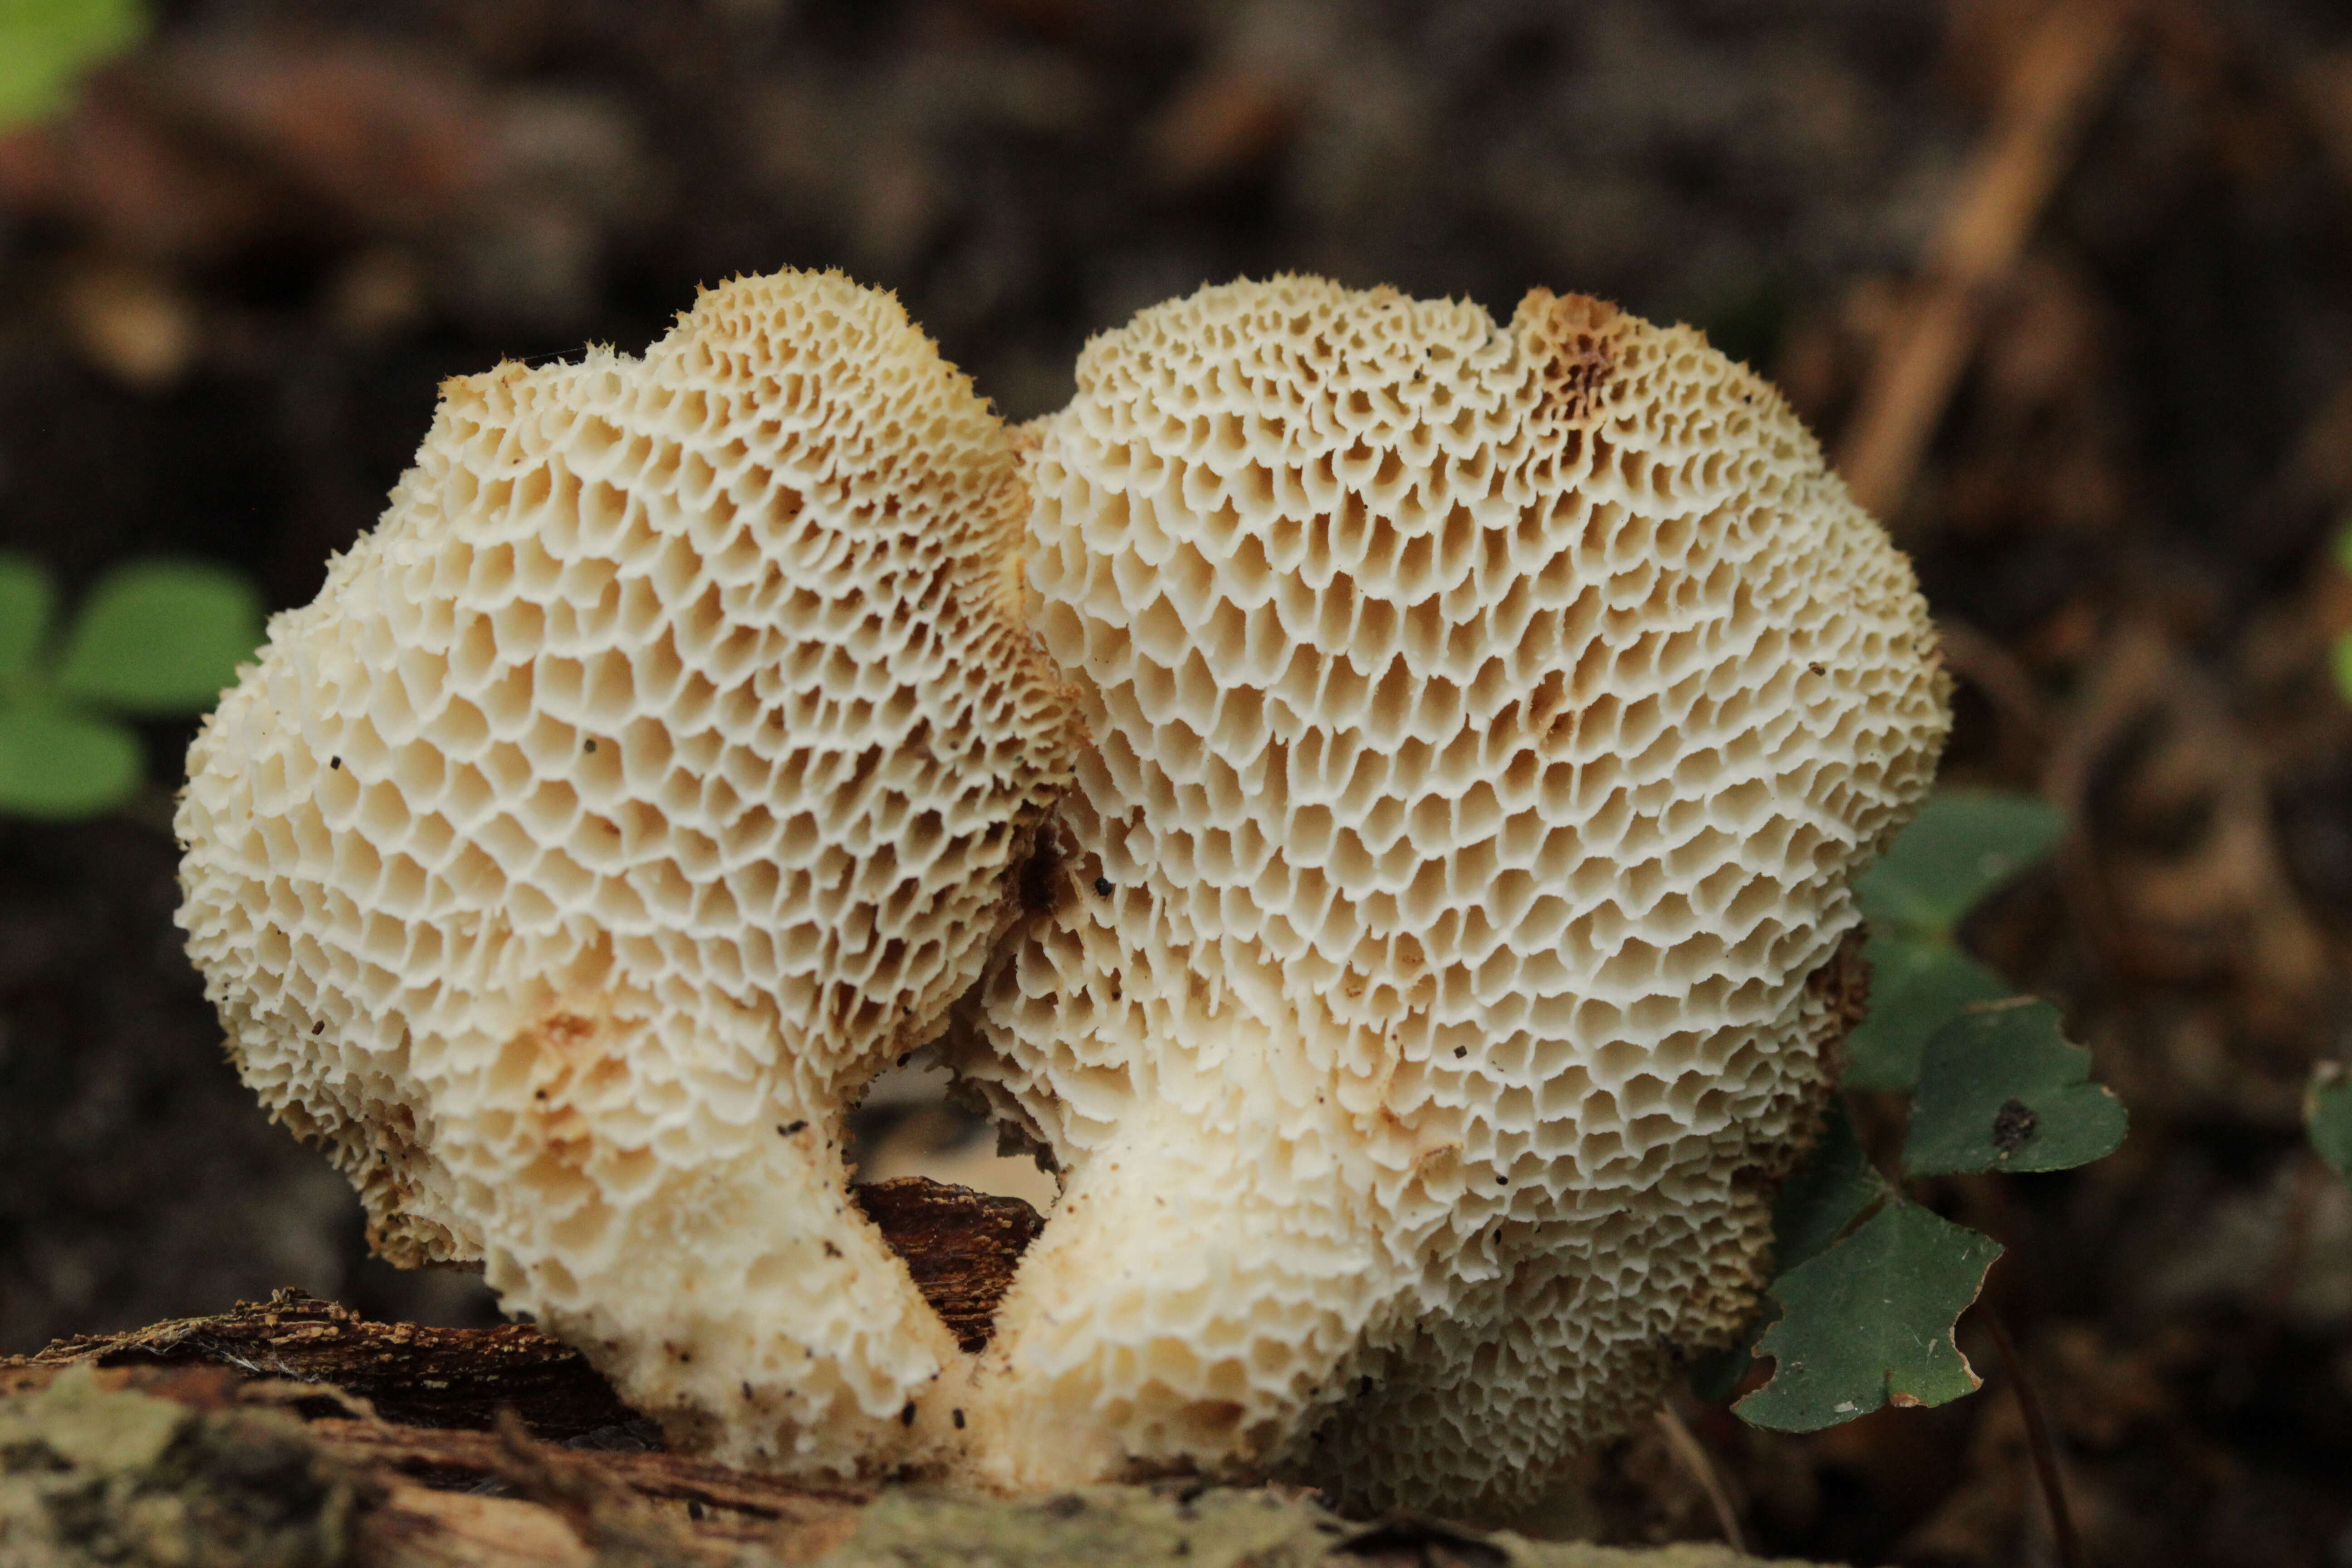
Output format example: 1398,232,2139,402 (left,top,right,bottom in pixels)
948,274,1949,1511
1527,289,1622,425
176,267,1083,1482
